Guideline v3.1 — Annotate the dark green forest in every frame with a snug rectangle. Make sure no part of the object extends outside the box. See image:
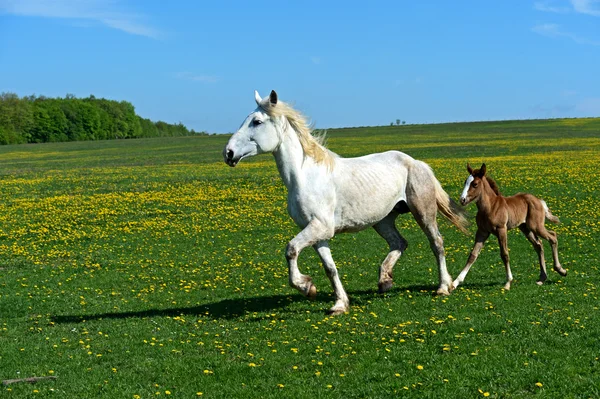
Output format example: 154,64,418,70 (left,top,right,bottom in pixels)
0,93,207,145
